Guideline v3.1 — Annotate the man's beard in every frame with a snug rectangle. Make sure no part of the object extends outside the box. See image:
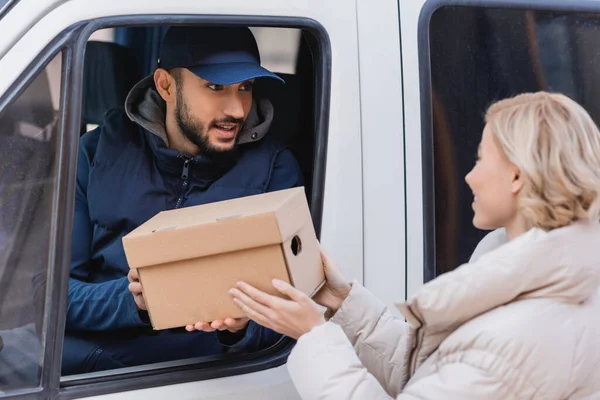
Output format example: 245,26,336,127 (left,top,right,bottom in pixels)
174,89,244,158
